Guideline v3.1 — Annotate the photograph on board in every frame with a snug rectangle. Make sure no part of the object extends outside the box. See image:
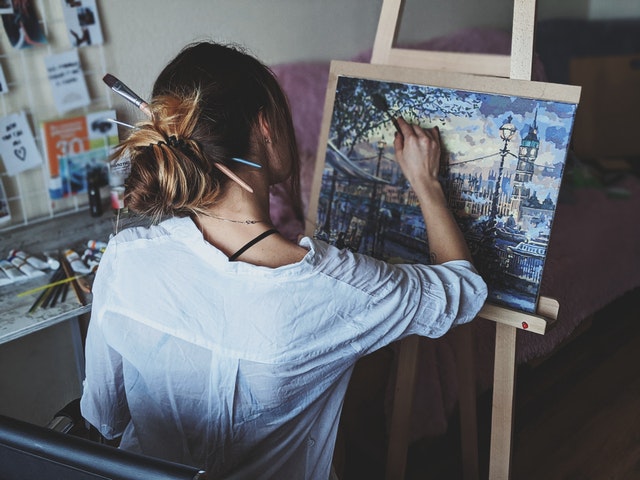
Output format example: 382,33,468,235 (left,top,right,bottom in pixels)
0,178,10,225
62,0,104,47
311,62,580,313
0,0,47,49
